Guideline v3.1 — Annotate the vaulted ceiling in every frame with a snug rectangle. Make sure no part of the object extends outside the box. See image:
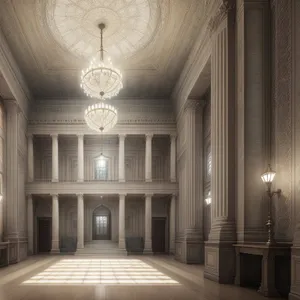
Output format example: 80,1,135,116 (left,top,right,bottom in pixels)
0,0,206,100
